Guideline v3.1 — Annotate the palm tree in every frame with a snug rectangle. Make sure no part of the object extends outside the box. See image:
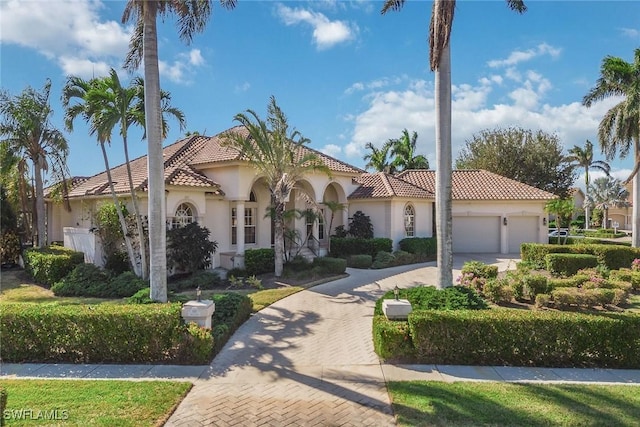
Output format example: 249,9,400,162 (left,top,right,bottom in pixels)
382,0,526,288
62,75,139,274
566,140,610,229
0,80,69,247
363,141,393,173
544,199,575,244
321,200,345,254
586,176,630,230
389,129,429,171
583,49,640,246
122,0,236,302
222,96,329,277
